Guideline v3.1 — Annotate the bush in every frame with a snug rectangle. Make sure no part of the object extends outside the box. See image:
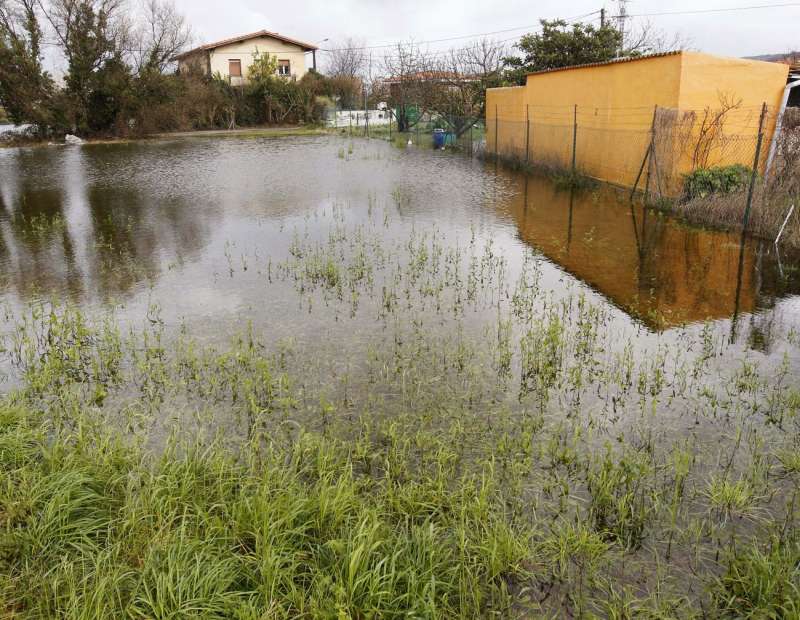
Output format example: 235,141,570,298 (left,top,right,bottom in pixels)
682,164,752,201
